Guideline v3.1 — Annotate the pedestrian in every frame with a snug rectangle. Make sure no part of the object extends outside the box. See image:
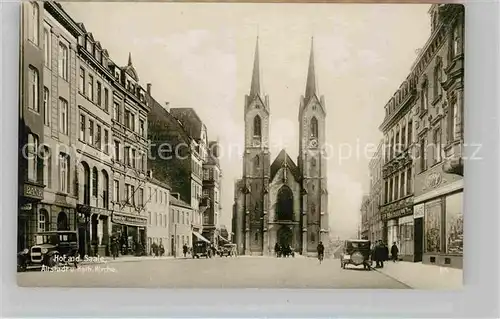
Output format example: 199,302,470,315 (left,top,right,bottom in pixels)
391,242,399,262
274,242,280,258
374,240,384,268
317,241,325,264
159,243,165,257
182,244,188,258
